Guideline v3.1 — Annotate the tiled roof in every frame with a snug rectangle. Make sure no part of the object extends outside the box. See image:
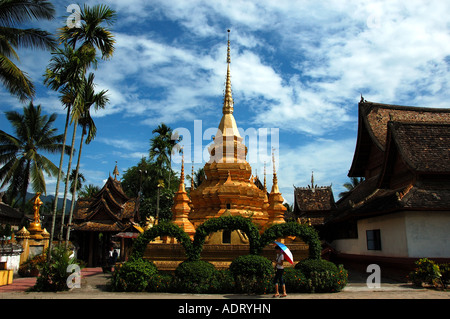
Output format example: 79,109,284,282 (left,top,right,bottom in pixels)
361,101,450,150
387,122,450,173
349,101,450,177
73,176,137,232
